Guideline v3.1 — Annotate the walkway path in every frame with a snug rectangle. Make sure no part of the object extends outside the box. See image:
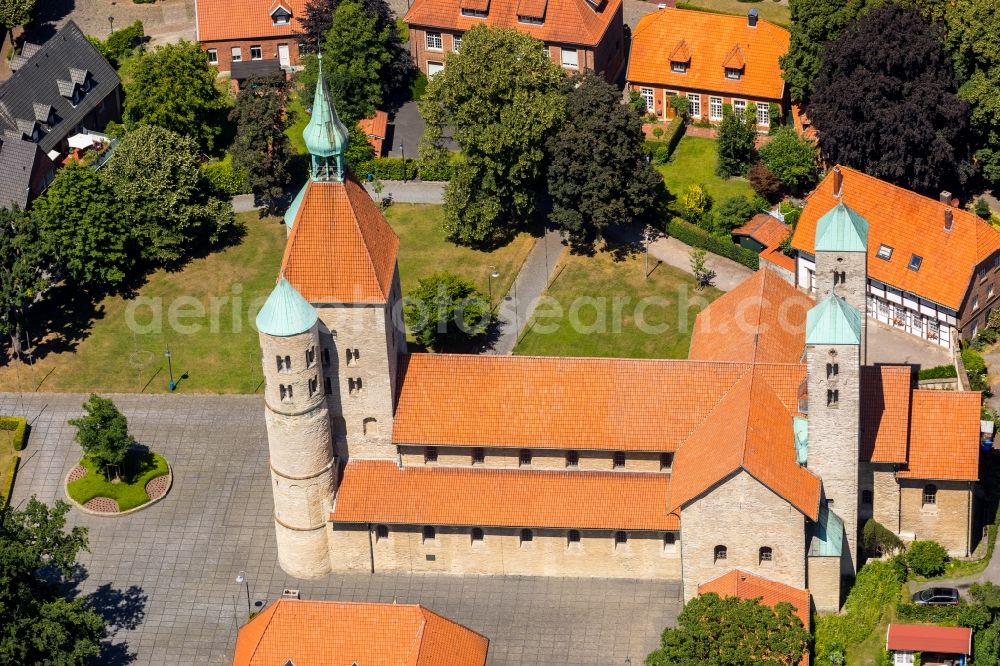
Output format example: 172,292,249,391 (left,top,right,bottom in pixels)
646,234,753,292
490,228,567,354
363,180,445,204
